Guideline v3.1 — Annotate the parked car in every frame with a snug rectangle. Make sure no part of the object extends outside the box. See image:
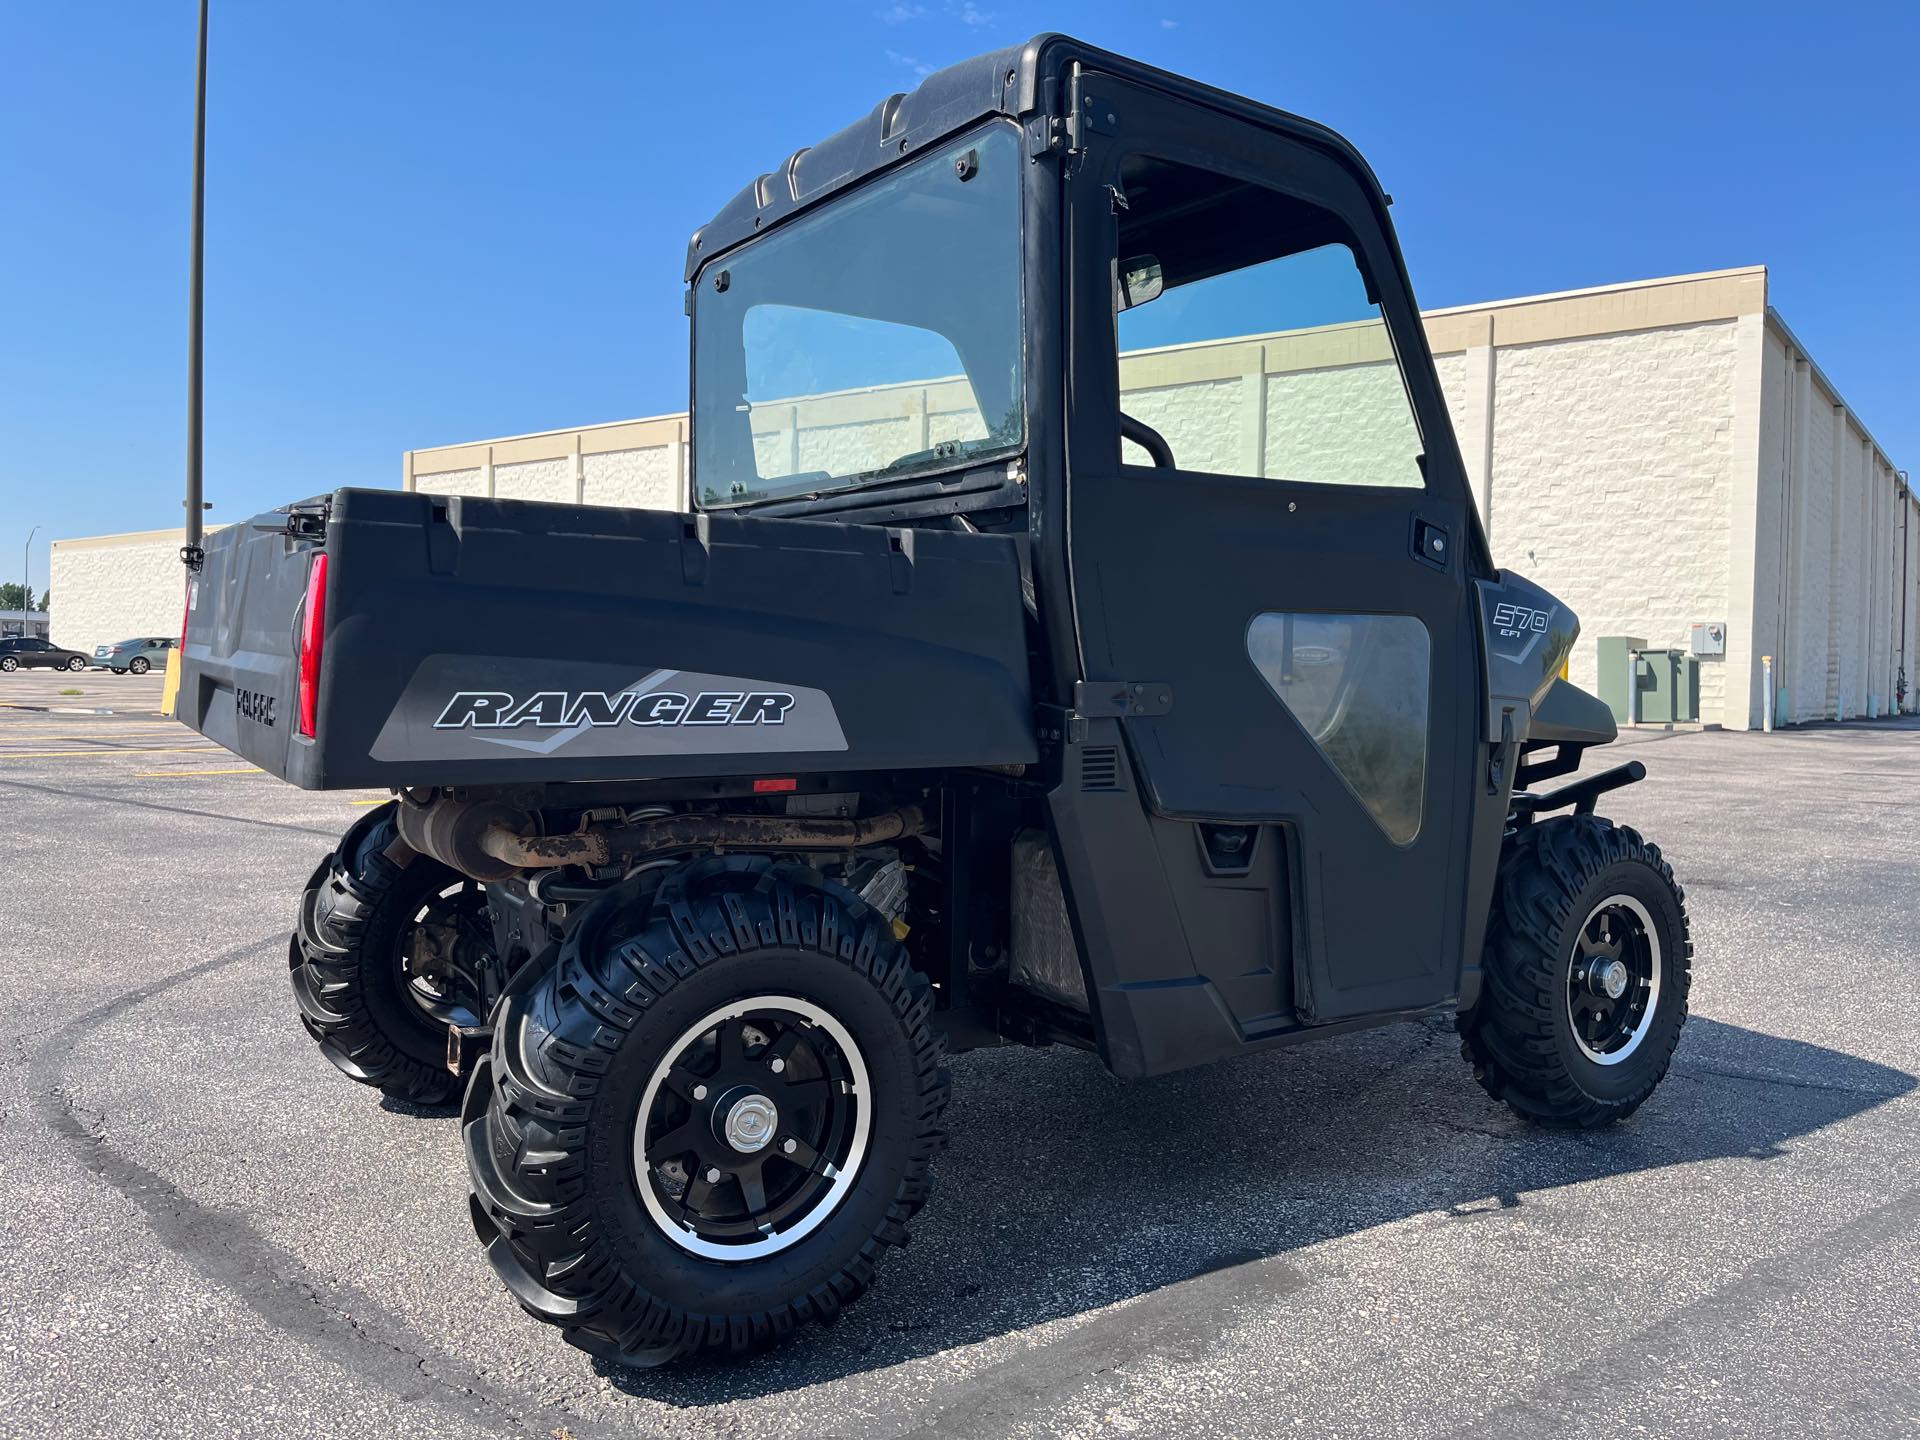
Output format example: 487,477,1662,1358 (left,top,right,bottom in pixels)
0,637,89,672
94,636,176,675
